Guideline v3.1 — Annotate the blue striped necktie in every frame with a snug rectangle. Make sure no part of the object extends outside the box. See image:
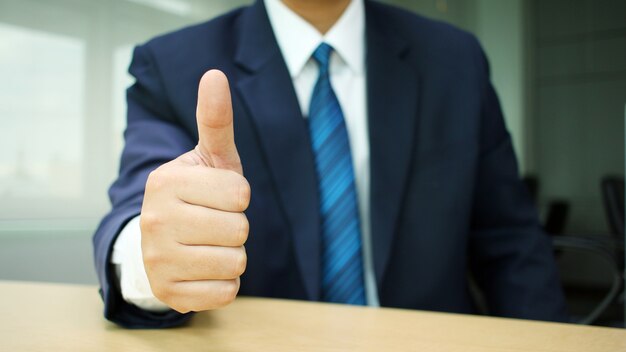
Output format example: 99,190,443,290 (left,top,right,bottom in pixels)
308,43,366,305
